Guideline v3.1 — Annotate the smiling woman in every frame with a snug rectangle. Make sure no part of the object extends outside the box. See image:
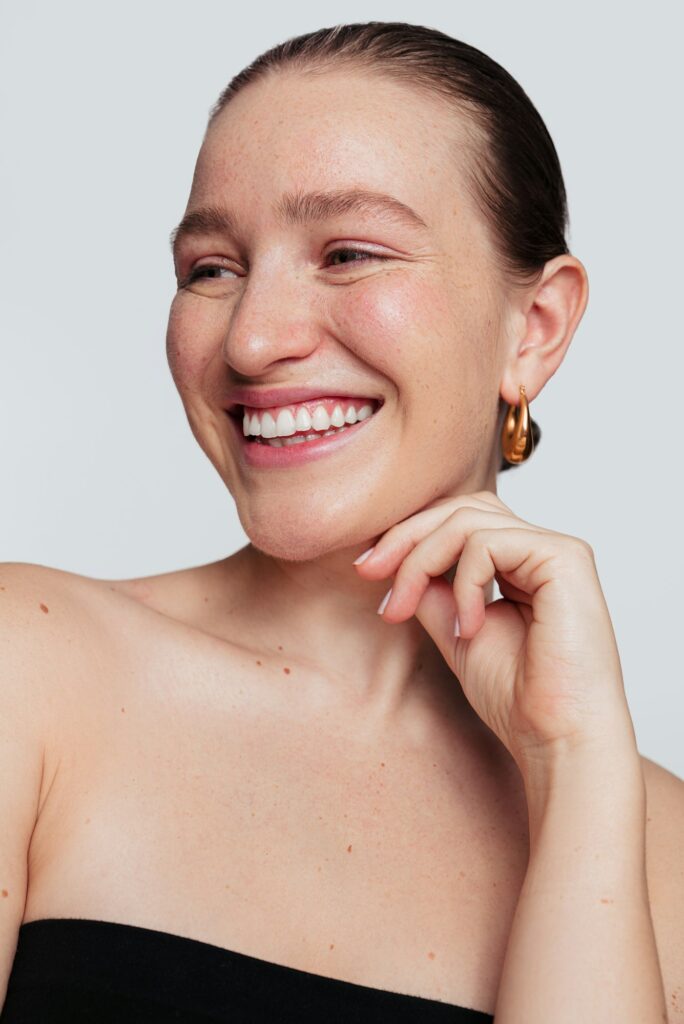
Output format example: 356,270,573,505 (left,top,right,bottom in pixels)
1,18,682,1024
